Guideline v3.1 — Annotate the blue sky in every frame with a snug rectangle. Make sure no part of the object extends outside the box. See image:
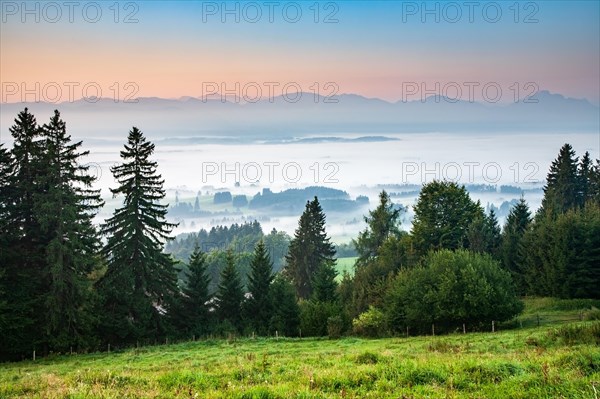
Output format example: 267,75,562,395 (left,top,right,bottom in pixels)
1,0,599,103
